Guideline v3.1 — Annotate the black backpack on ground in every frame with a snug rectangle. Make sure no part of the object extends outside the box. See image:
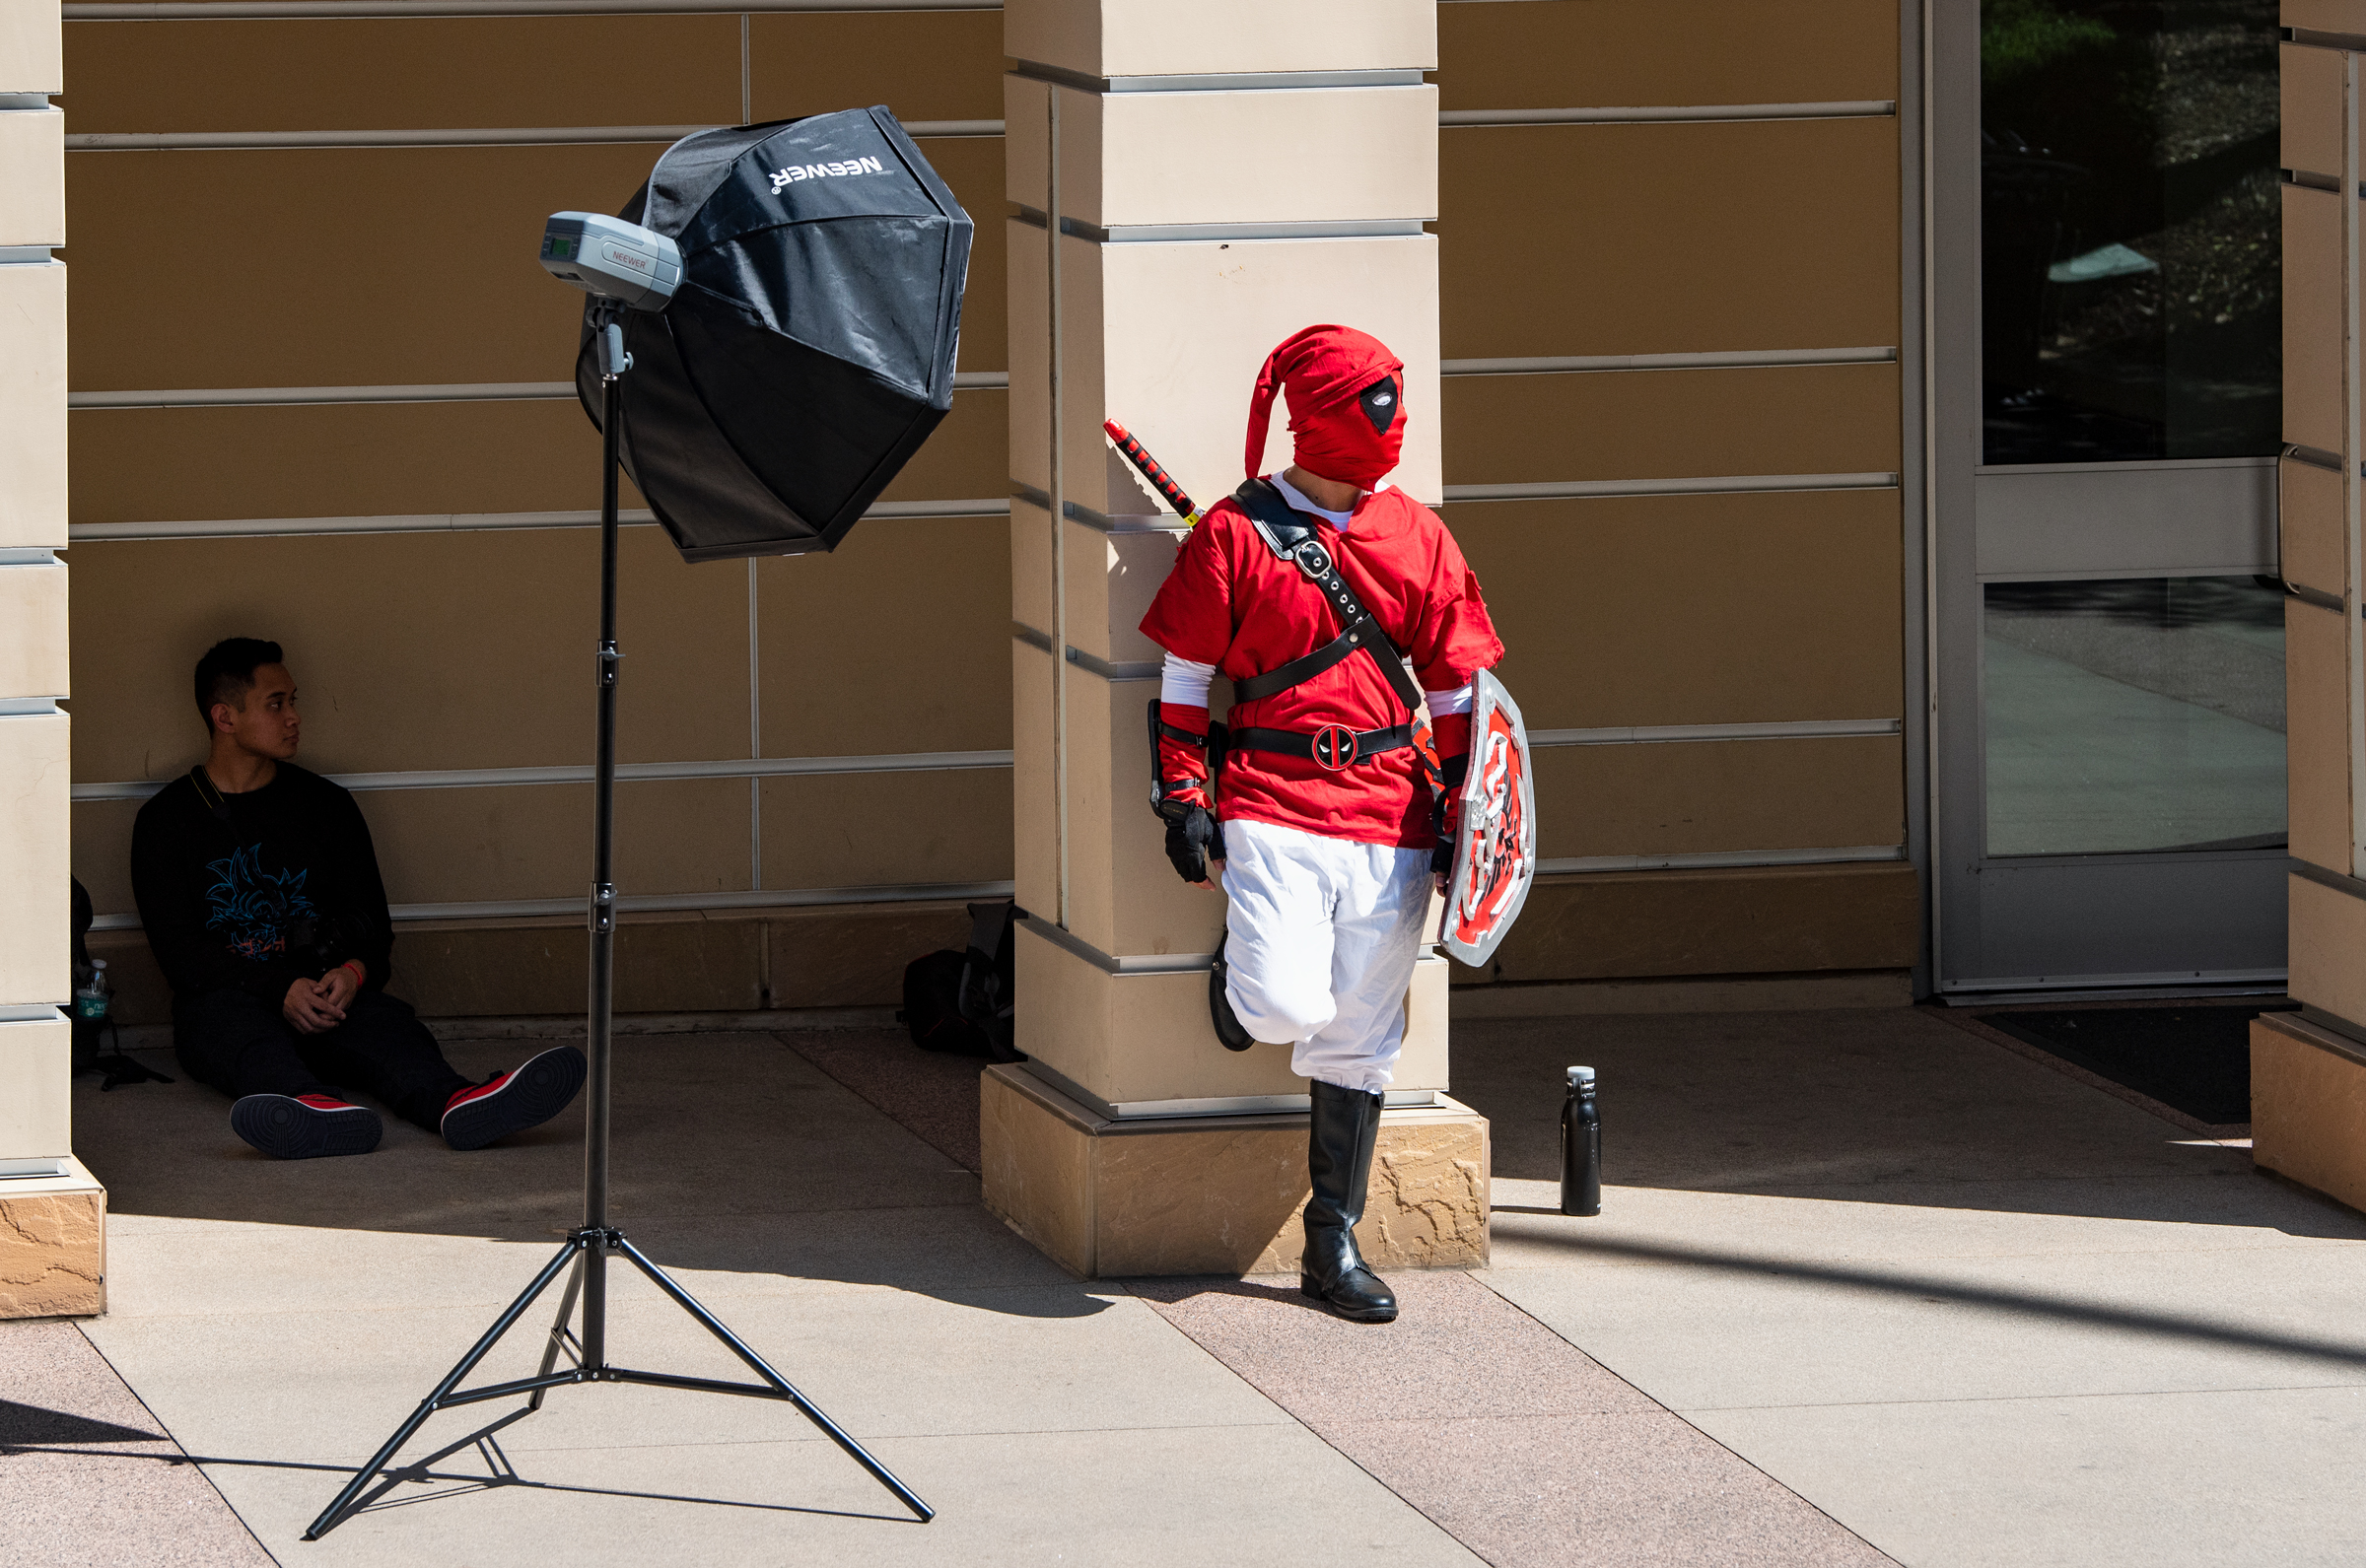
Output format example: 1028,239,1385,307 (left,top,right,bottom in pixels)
898,900,1024,1062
